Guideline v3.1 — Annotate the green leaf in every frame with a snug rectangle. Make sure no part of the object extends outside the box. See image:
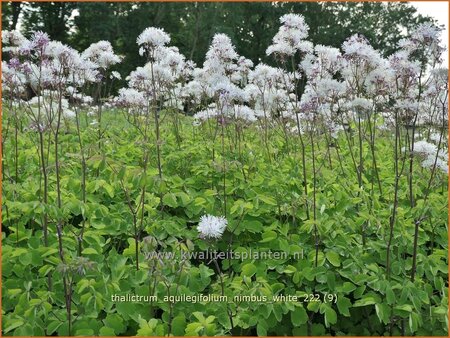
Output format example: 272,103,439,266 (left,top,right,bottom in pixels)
241,220,263,234
41,247,59,257
192,312,205,322
386,288,395,305
337,296,352,317
163,193,178,208
103,183,115,198
172,315,186,336
258,195,277,205
283,265,297,274
82,248,98,255
409,312,420,333
137,318,158,336
19,252,32,266
260,230,277,243
375,303,390,325
326,251,340,267
185,322,202,336
341,282,356,293
99,327,115,336
256,322,267,336
291,306,308,326
354,296,377,307
241,263,257,277
46,321,62,335
324,305,337,327
205,315,215,324
176,192,191,206
103,313,125,335
394,304,413,312
75,329,94,335
433,306,447,315
7,289,22,298
4,319,25,333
